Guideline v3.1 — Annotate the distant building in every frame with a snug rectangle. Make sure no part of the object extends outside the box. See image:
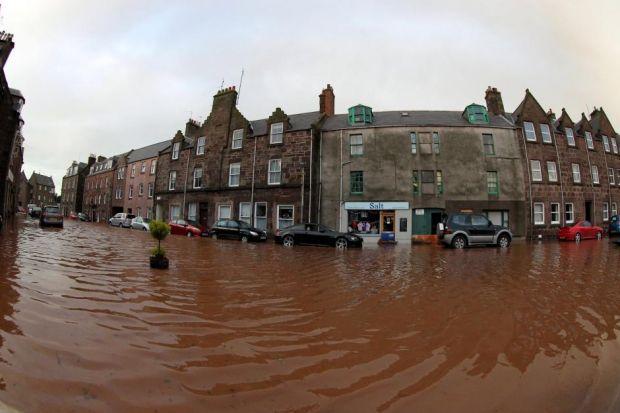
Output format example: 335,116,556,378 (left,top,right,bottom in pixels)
29,172,55,206
83,156,118,222
60,156,95,216
17,171,30,209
